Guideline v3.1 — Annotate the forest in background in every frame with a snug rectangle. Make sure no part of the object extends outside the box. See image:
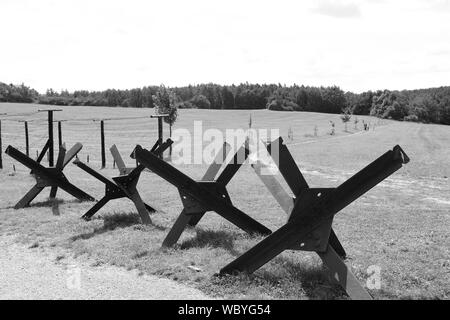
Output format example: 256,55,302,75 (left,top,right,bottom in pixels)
1,82,449,125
